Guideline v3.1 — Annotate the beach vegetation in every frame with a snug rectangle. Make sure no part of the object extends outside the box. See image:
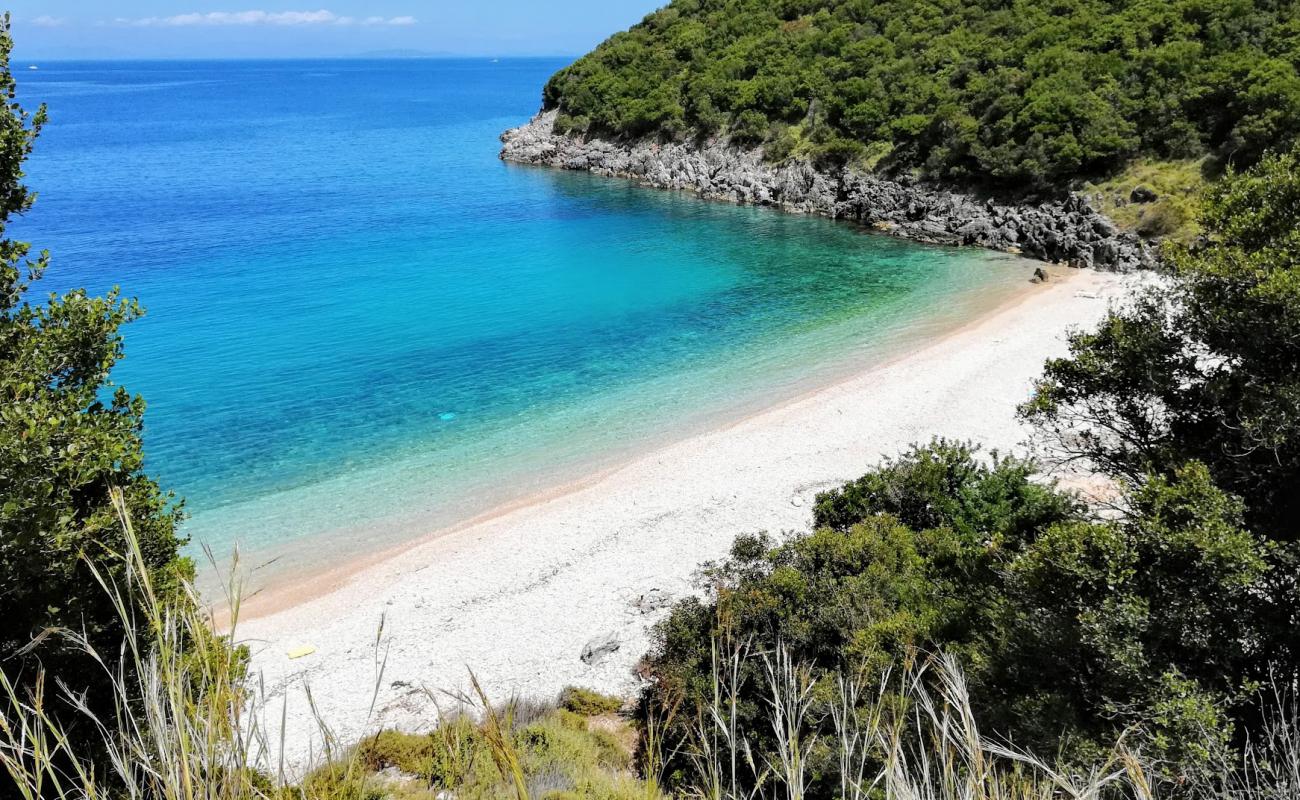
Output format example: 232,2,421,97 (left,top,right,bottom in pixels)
540,0,1300,191
0,12,206,773
0,515,1195,800
643,444,1269,791
0,502,656,800
1082,158,1210,242
4,516,1299,800
1026,143,1300,545
640,142,1300,796
0,491,265,800
353,706,642,800
558,687,624,718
